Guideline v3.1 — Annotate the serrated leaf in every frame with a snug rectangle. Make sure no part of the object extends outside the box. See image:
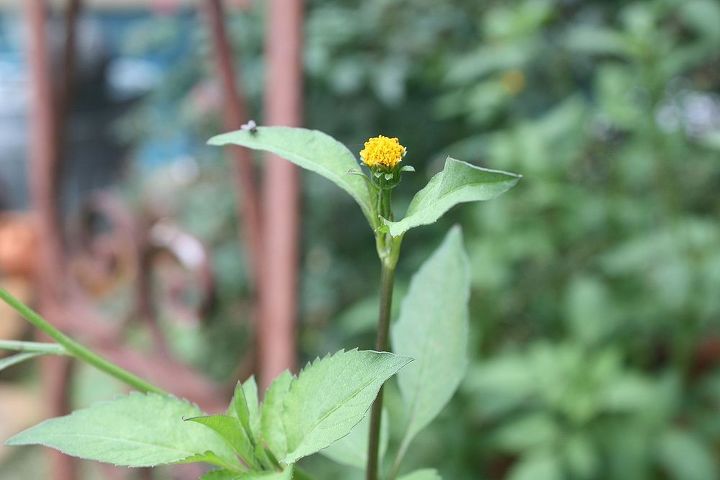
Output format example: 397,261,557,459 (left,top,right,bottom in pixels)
0,352,43,372
208,127,374,225
392,227,470,458
281,349,411,464
6,393,239,469
187,415,256,468
398,469,442,480
261,371,293,460
320,409,389,469
384,158,520,237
